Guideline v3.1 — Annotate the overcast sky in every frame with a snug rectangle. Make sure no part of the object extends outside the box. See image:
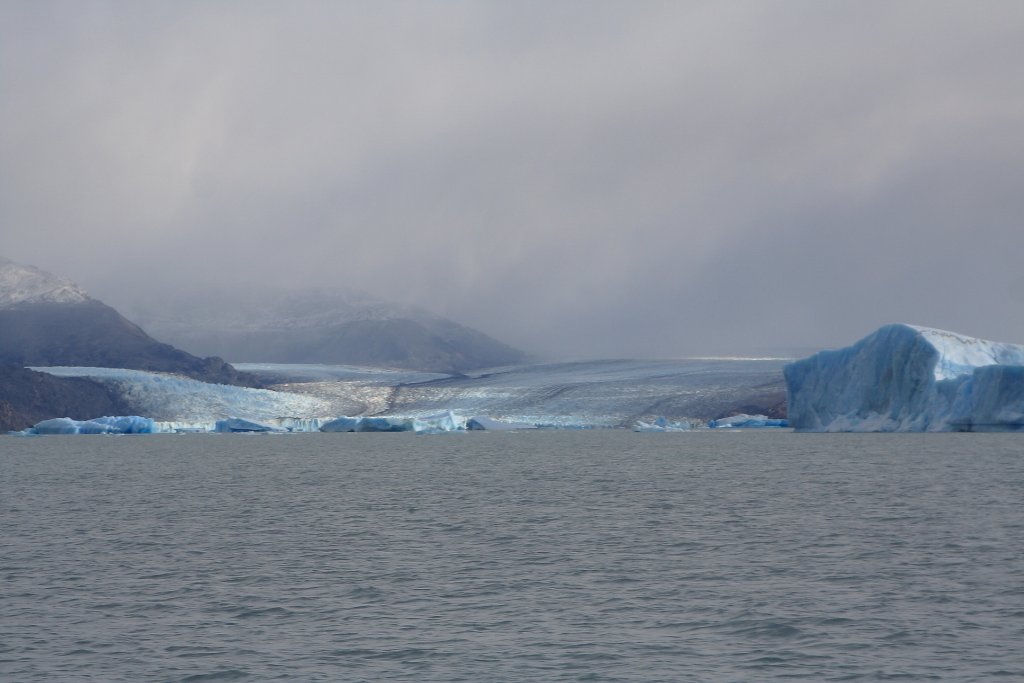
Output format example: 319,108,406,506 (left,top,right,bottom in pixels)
1,1,1022,359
